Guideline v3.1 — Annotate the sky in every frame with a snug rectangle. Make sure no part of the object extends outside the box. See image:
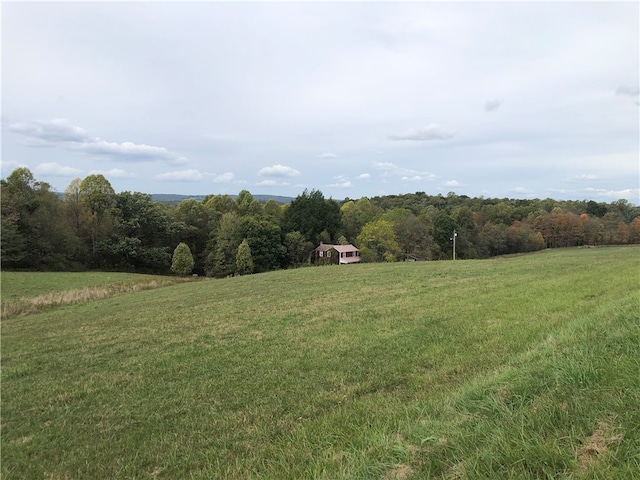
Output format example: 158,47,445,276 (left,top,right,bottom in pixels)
2,1,639,204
